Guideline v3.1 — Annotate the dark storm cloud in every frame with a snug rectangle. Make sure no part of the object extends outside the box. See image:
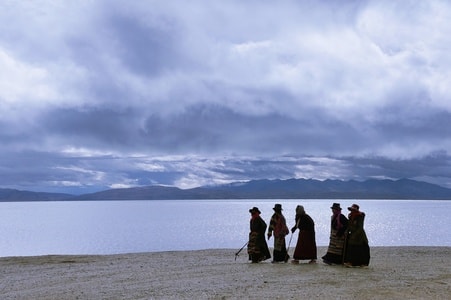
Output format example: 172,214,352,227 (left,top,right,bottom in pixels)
342,152,451,187
106,14,182,77
42,102,365,156
40,108,140,147
1,0,451,192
